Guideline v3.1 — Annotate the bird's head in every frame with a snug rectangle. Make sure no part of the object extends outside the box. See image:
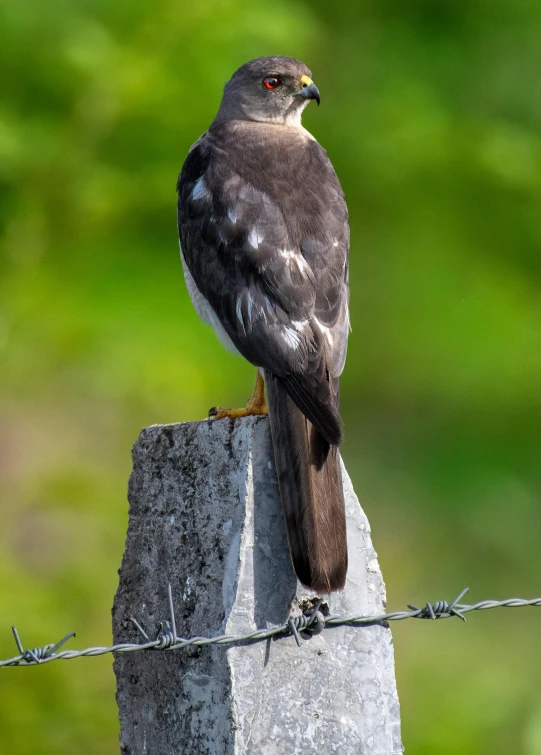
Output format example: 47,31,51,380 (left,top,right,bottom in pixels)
215,56,320,127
